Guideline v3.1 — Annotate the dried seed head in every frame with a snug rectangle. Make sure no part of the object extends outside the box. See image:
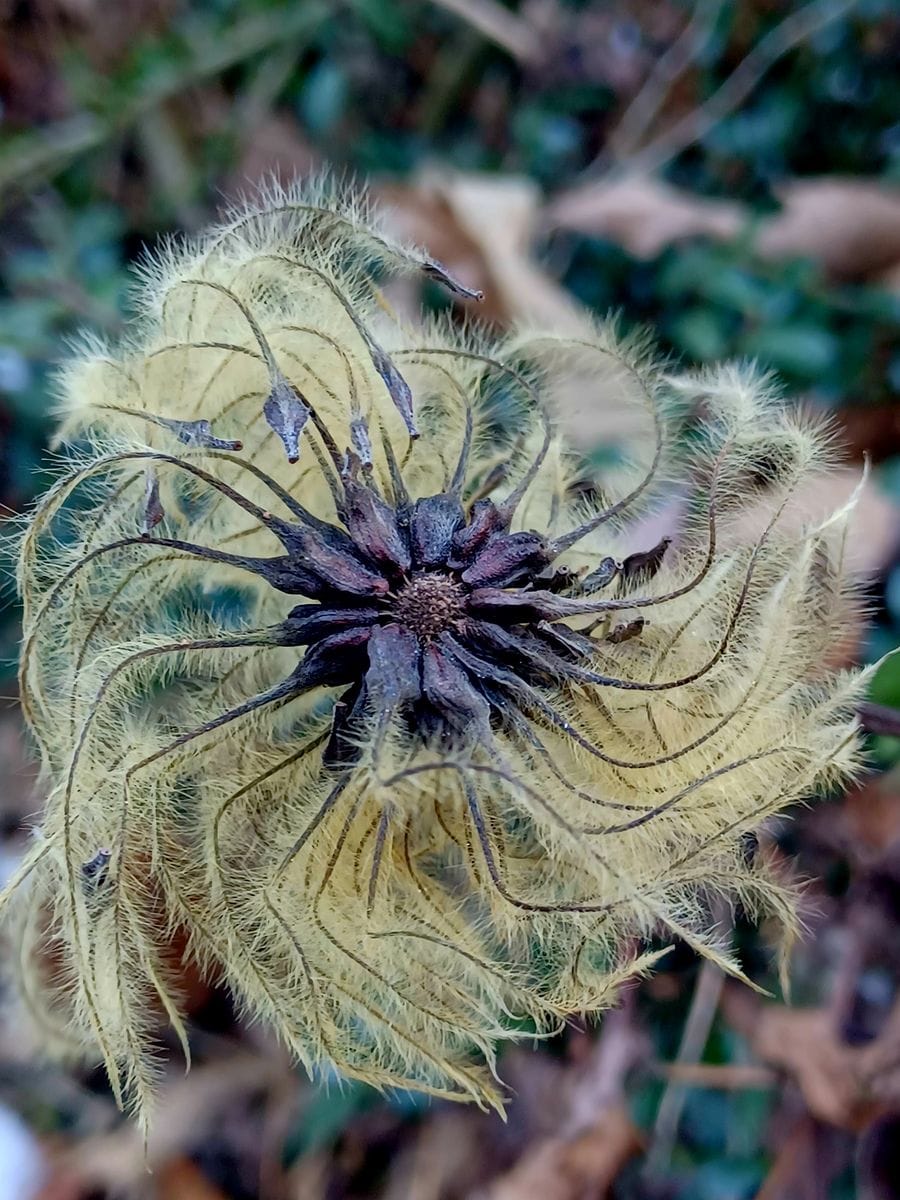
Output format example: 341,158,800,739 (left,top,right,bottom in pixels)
393,574,466,641
5,175,867,1131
